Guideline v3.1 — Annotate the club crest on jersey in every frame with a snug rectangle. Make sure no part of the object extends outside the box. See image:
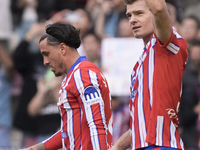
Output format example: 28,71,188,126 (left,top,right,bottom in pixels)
83,86,102,105
61,132,67,139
